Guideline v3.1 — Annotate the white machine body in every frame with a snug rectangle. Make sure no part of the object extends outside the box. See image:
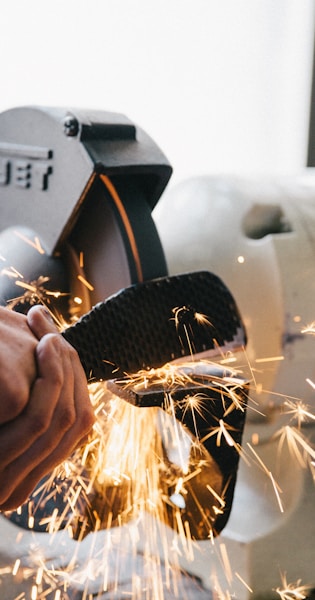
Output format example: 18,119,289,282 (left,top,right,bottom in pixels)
154,173,315,598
